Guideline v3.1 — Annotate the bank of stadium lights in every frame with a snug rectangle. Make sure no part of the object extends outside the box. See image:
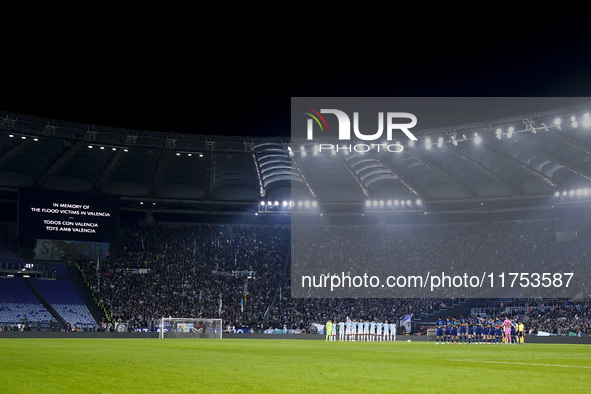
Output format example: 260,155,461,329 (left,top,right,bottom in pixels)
571,115,578,128
87,144,125,151
85,147,202,156
258,199,319,214
450,134,458,146
175,151,204,157
506,126,514,139
364,198,423,213
553,187,591,205
473,132,482,145
409,110,591,150
7,133,39,141
296,110,591,156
